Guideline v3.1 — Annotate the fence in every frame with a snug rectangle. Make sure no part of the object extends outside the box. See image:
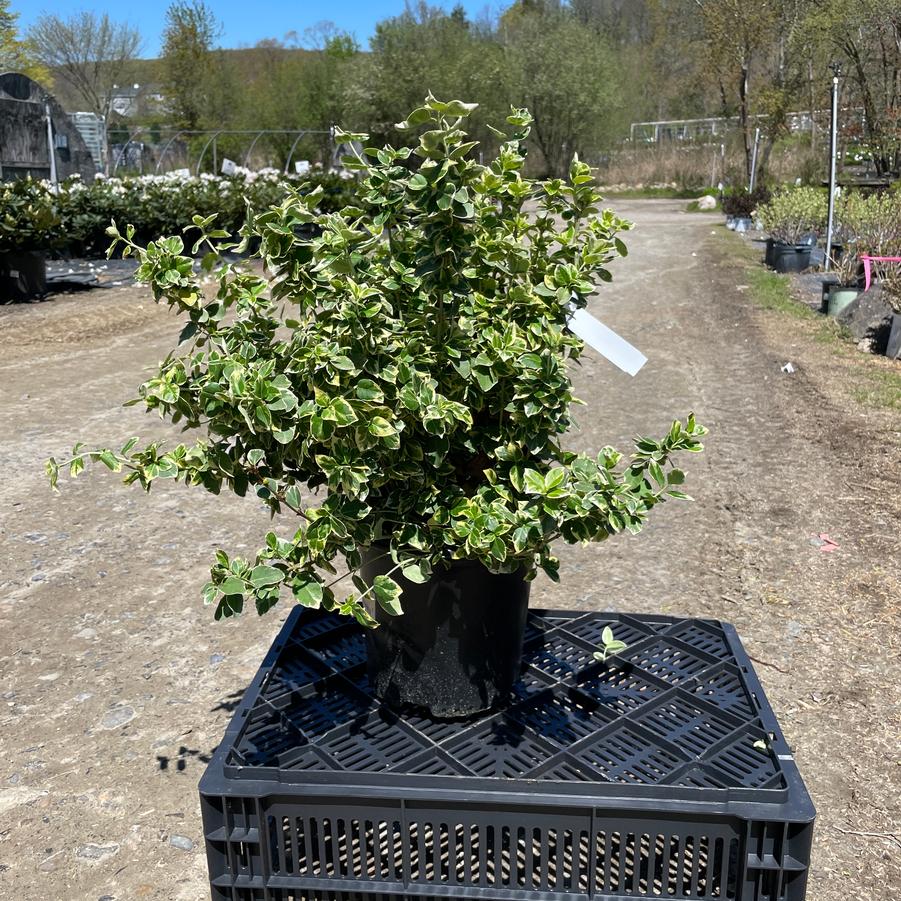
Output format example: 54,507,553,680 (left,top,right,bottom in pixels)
630,109,867,145
103,127,334,176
